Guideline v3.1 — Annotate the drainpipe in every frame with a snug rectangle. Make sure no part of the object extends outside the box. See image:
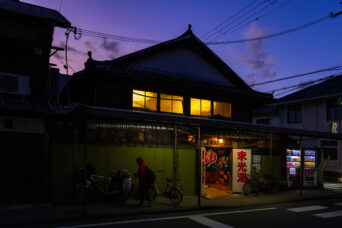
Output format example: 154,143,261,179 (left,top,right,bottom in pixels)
82,109,88,215
299,136,304,200
196,126,201,208
173,125,178,187
270,133,273,175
